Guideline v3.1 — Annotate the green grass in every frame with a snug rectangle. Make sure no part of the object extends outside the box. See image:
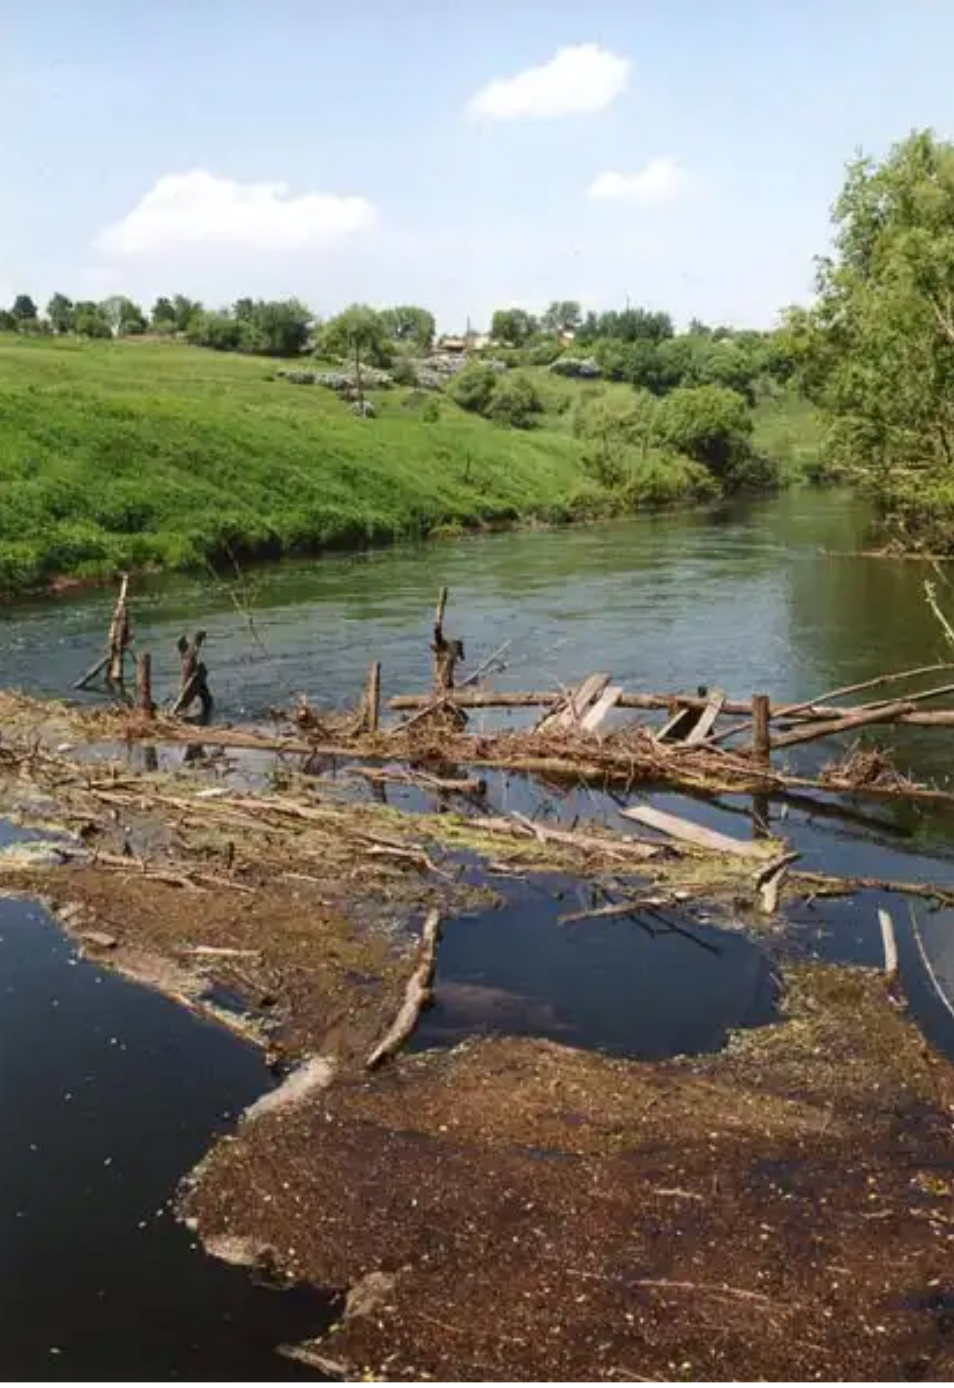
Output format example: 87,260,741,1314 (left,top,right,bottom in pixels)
0,337,818,593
